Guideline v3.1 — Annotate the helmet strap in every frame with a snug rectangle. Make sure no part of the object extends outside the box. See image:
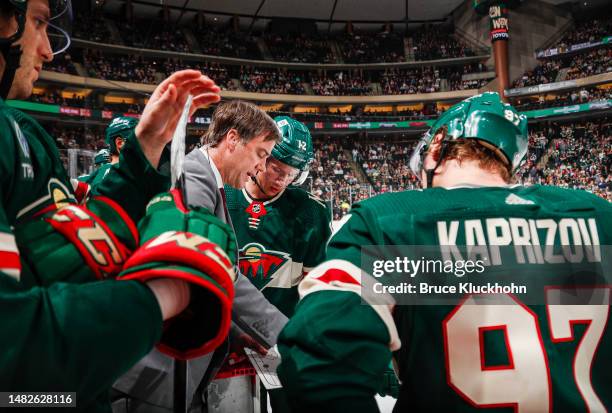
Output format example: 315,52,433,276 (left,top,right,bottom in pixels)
291,169,309,187
0,44,22,100
250,174,270,198
424,140,449,188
